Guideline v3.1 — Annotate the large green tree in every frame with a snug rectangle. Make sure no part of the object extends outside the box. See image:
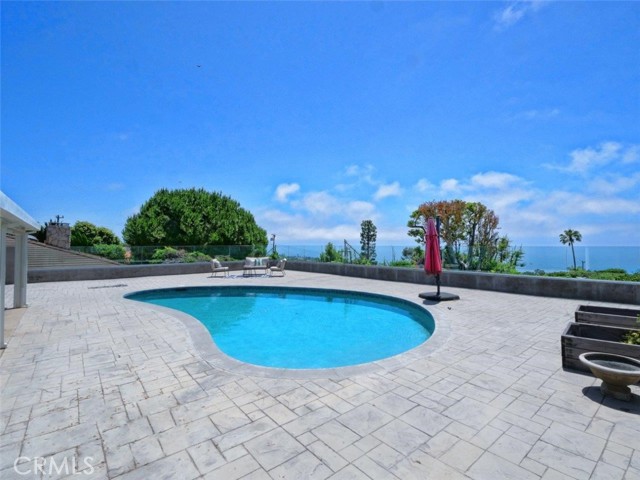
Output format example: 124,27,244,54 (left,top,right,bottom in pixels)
408,199,522,271
123,188,268,247
71,221,120,246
